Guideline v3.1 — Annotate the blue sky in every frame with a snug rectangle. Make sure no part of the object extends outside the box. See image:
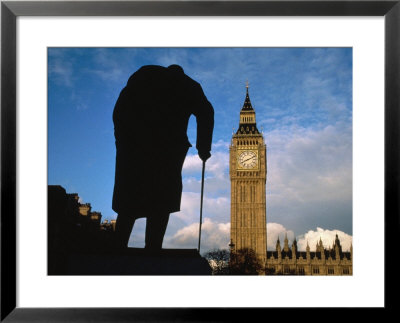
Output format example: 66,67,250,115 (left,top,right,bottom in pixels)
48,47,352,253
